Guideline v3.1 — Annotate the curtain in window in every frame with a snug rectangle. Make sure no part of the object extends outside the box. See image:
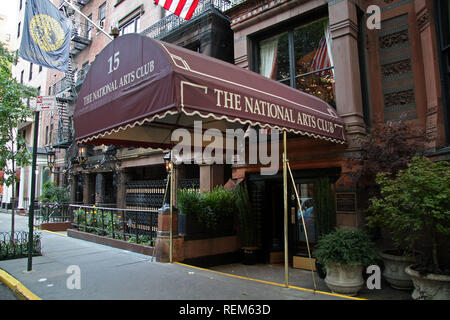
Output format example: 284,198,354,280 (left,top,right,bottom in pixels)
324,23,334,78
259,37,279,79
